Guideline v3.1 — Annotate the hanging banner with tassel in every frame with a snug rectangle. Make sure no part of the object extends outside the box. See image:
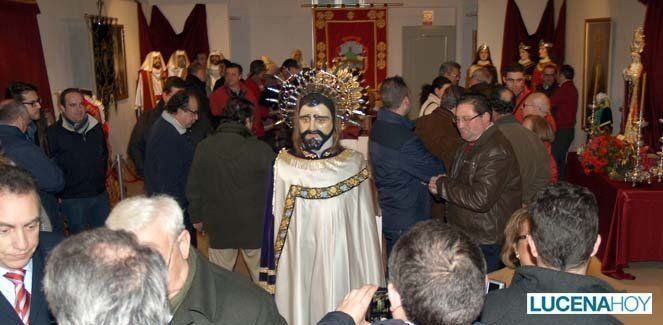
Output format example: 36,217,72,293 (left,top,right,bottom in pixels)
313,8,388,101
